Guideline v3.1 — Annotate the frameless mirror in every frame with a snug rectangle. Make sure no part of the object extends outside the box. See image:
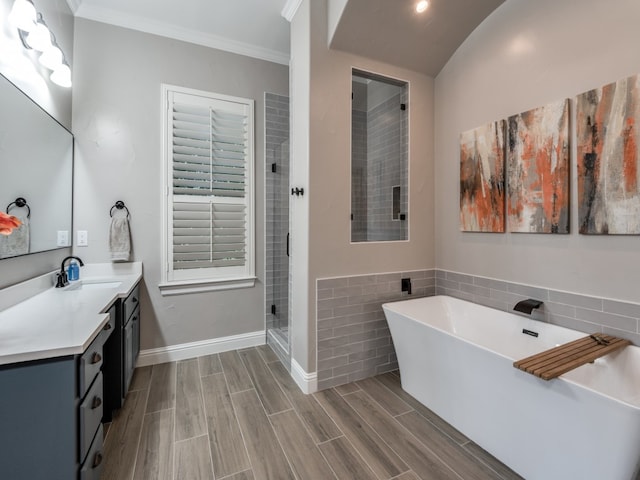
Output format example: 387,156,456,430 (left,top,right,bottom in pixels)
351,69,408,242
0,73,73,259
